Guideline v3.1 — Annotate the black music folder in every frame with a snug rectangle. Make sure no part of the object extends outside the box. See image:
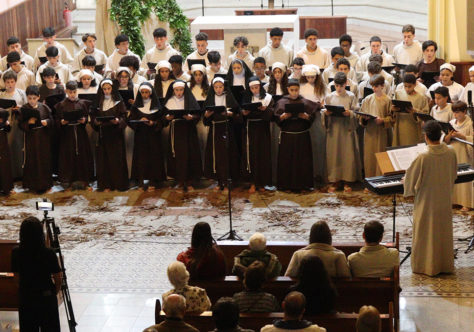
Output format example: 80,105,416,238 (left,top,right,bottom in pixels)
0,99,17,109
187,59,206,69
285,103,305,117
214,73,227,80
96,115,116,122
363,87,374,99
392,100,413,113
94,64,105,73
355,111,377,120
382,65,396,73
45,94,66,108
241,102,262,112
78,94,97,104
205,105,227,114
119,90,134,108
63,110,84,123
421,71,439,87
392,63,407,70
21,108,41,122
272,95,283,103
438,121,455,134
0,109,9,122
325,104,346,117
330,85,350,92
414,112,434,122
